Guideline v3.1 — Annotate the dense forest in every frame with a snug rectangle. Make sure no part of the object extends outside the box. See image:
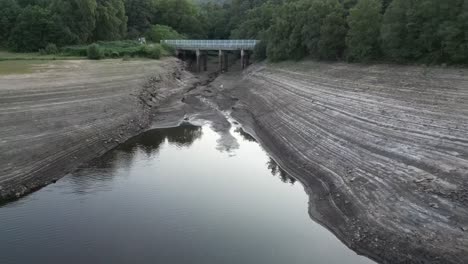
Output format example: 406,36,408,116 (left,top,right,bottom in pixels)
0,0,467,64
